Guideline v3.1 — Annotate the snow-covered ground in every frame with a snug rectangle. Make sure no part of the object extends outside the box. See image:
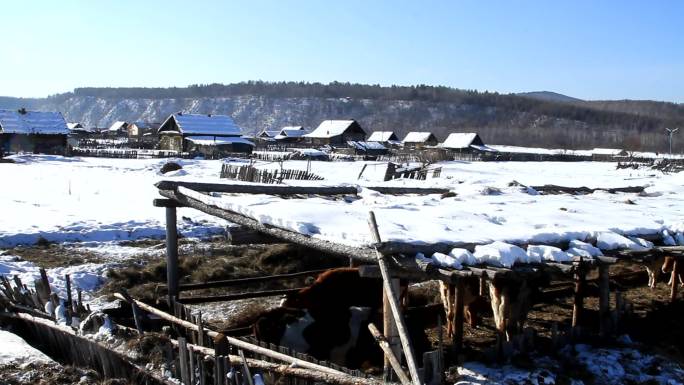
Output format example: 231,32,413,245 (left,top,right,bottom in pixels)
2,155,684,292
0,329,55,365
2,154,684,383
455,342,684,384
